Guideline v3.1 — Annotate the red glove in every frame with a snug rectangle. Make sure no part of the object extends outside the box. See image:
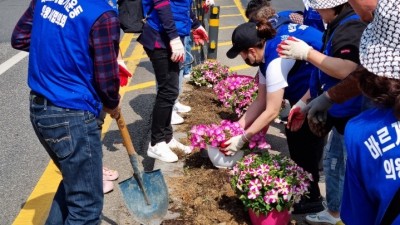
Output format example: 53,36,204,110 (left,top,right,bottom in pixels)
119,64,132,87
286,100,306,132
192,26,209,46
